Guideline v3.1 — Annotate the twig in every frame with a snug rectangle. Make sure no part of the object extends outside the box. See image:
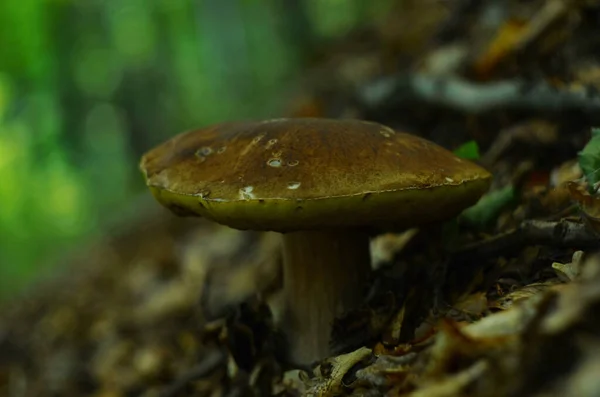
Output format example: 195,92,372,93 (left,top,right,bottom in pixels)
452,219,600,262
358,74,600,114
514,0,570,52
480,121,558,166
